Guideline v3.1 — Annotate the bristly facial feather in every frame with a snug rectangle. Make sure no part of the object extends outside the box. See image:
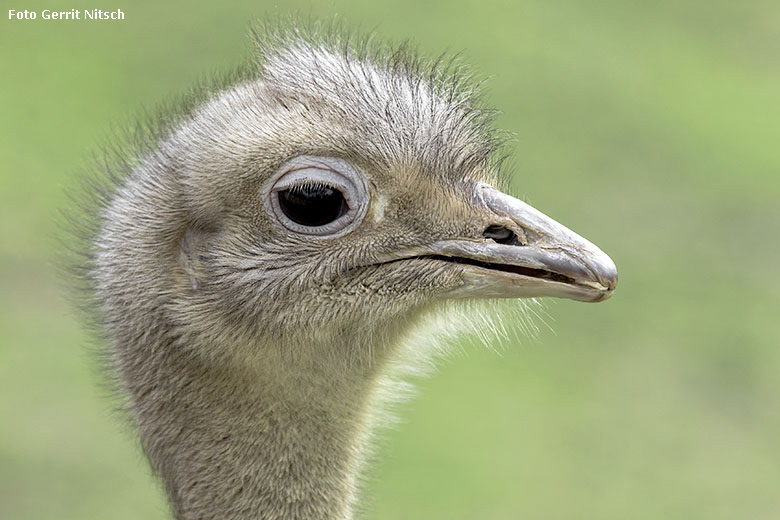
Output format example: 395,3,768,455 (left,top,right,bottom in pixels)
85,24,514,365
